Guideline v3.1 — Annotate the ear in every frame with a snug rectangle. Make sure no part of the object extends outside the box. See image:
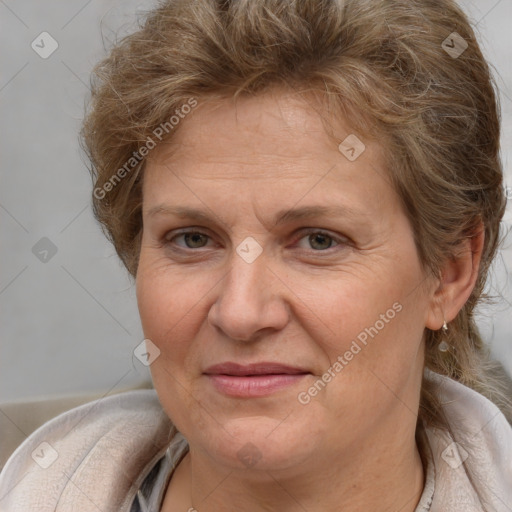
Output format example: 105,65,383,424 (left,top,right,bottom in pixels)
425,222,485,330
